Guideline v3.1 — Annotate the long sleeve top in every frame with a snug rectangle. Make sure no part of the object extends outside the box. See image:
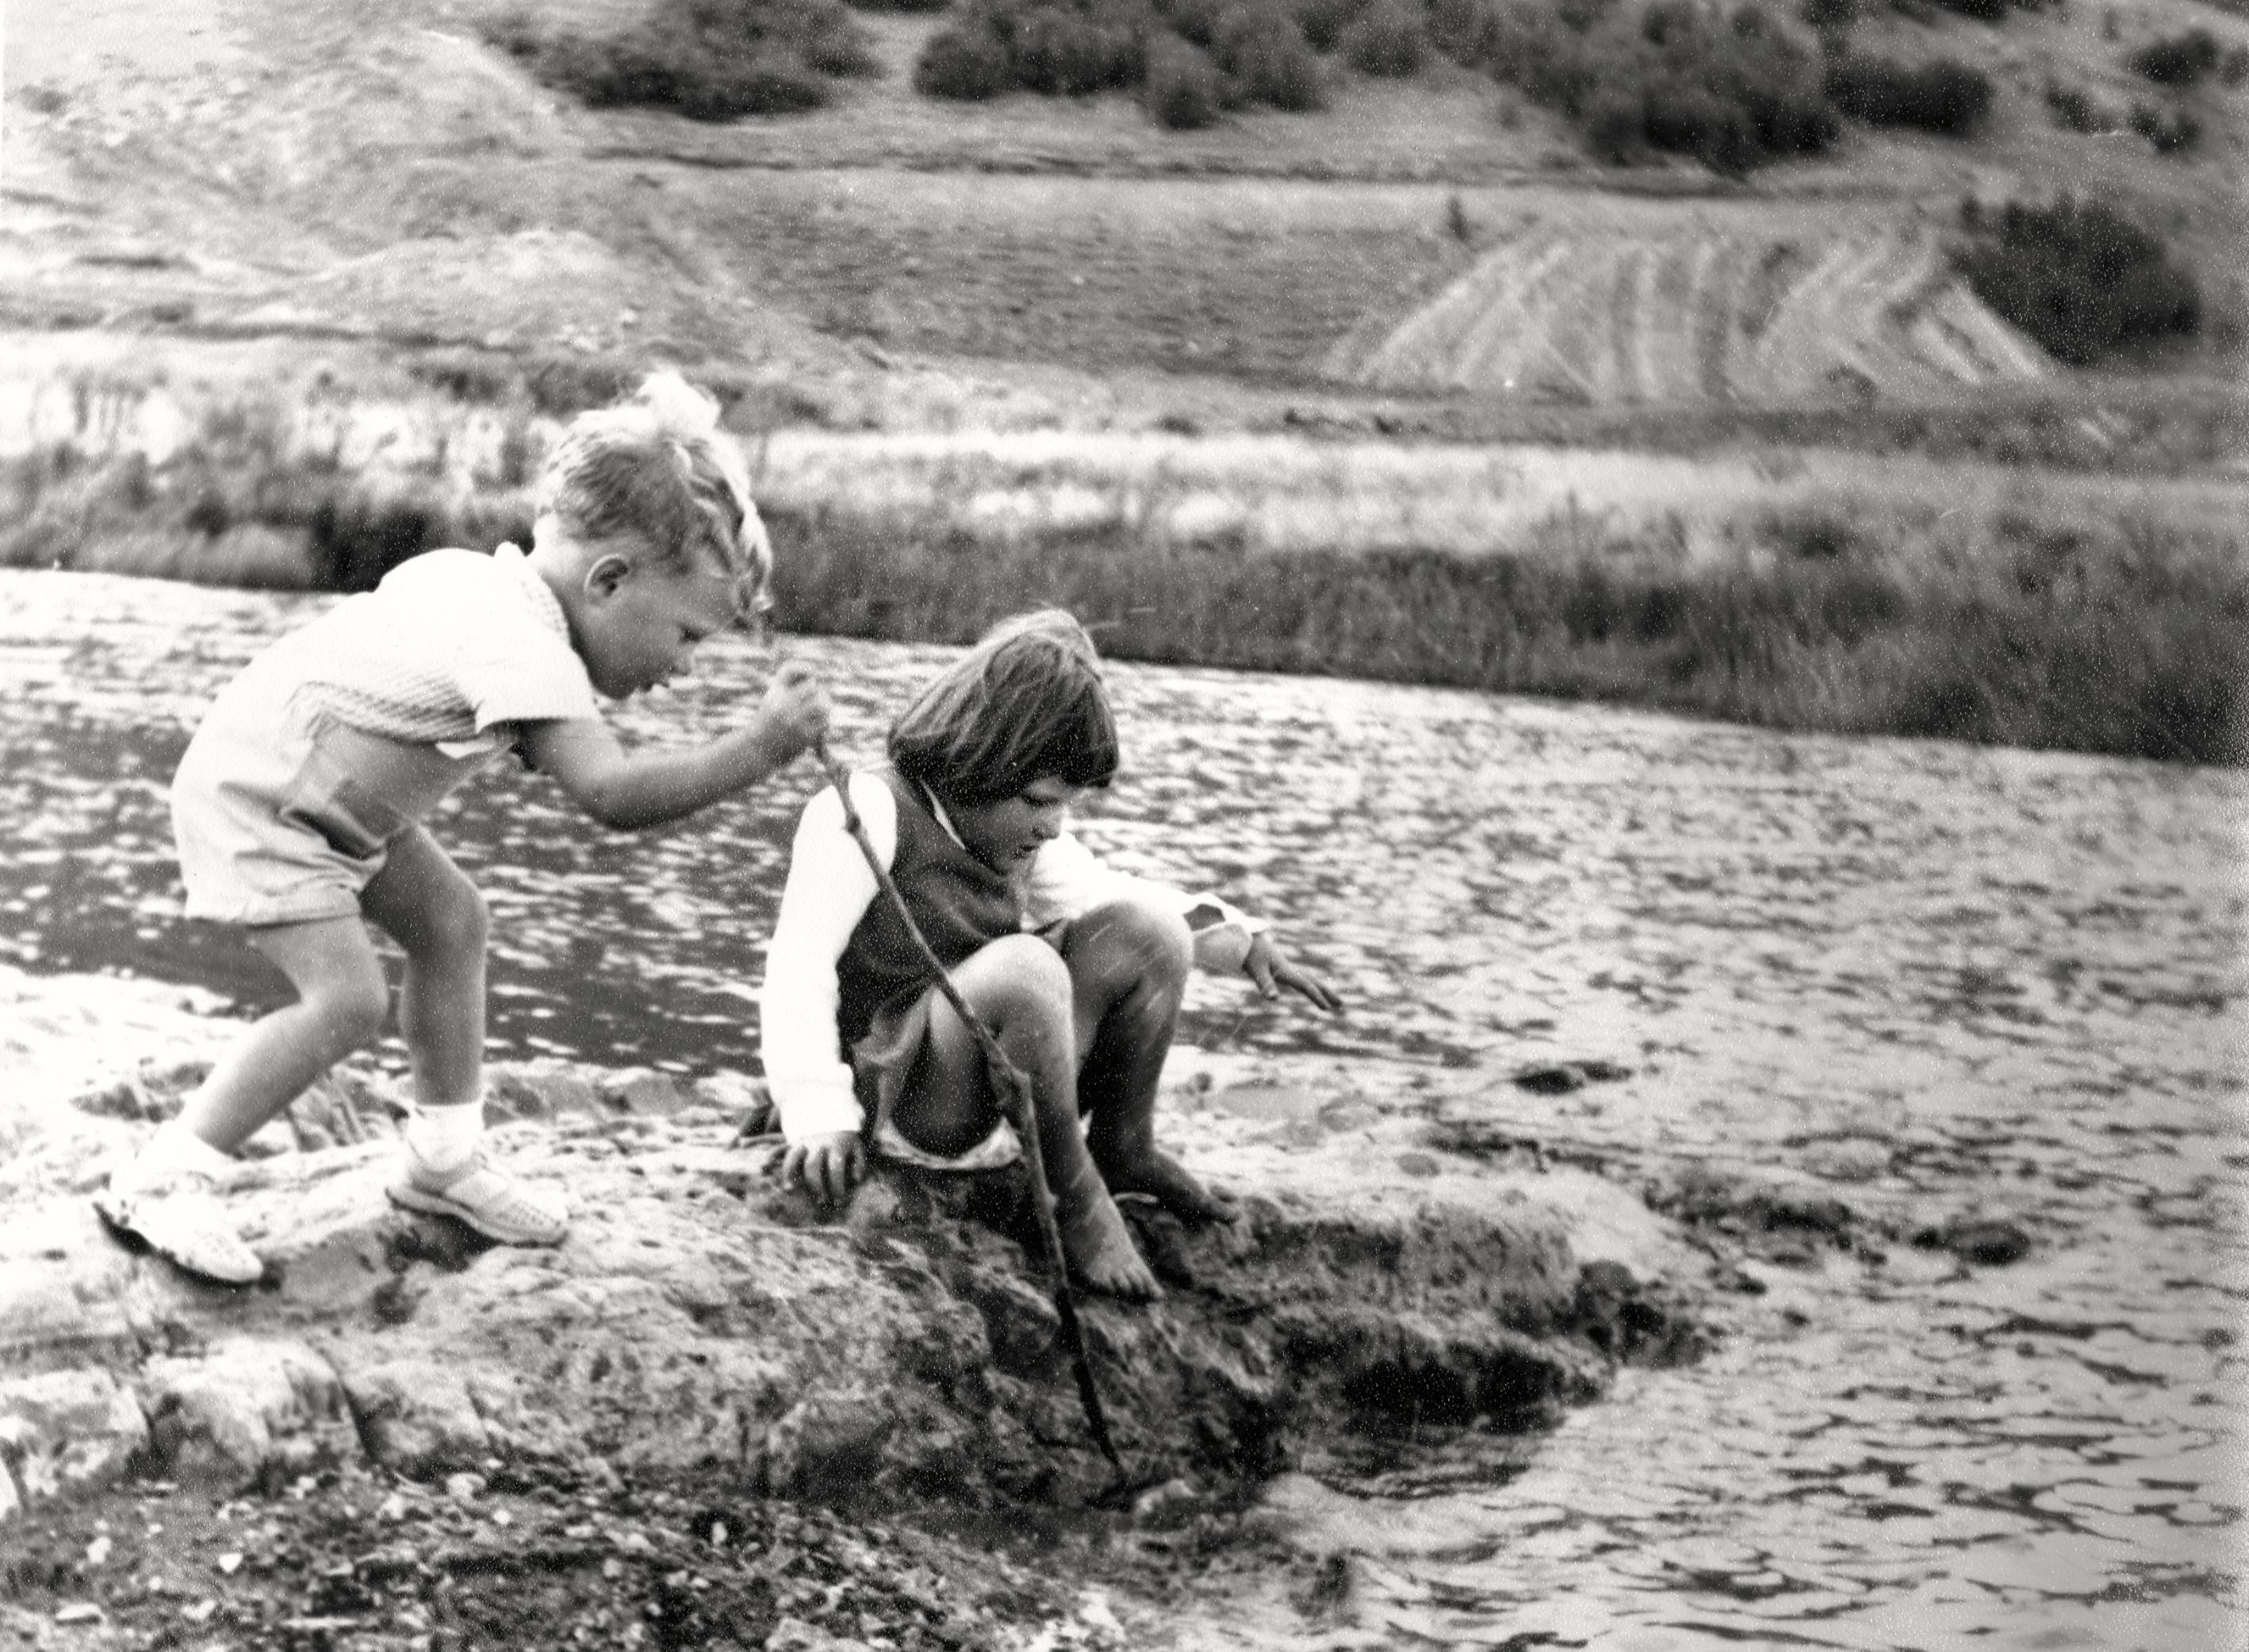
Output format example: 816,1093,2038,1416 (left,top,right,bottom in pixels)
759,769,1262,1142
